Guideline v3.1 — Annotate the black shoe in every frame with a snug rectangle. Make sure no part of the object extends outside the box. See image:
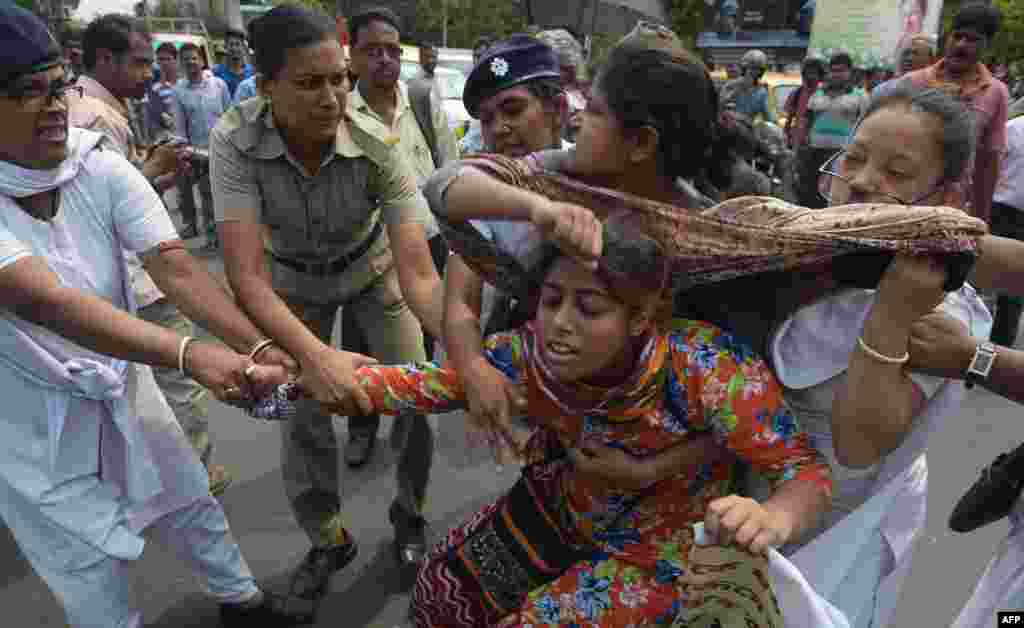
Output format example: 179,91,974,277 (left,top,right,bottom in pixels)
179,223,199,239
950,442,1024,533
287,540,358,601
389,500,427,568
220,591,315,627
344,431,377,468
